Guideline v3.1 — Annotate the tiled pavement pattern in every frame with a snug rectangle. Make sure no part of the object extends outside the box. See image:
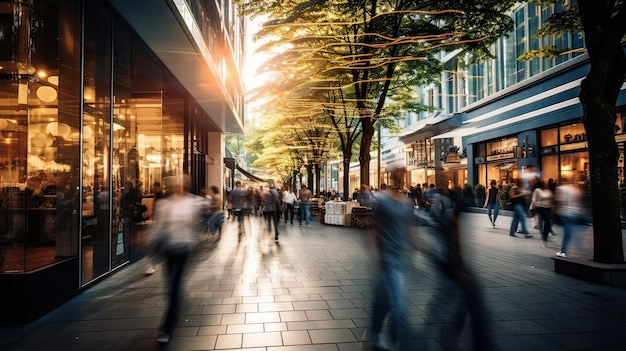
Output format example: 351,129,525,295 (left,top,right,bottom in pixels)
2,211,626,351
